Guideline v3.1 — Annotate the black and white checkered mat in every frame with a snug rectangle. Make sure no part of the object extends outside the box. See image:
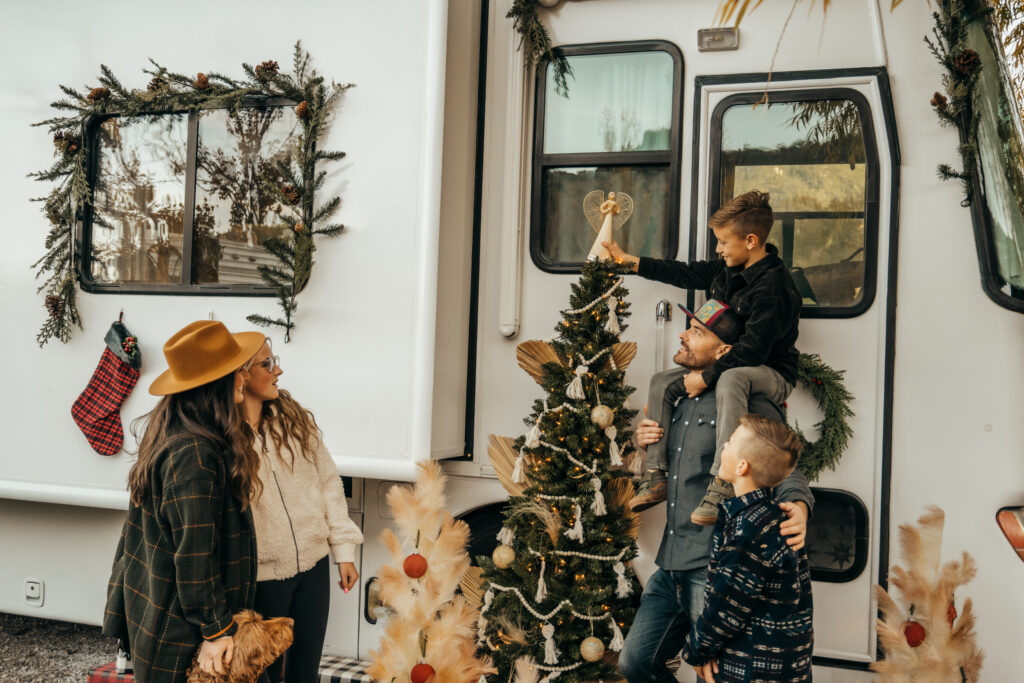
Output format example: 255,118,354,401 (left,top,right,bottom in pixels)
319,656,374,682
